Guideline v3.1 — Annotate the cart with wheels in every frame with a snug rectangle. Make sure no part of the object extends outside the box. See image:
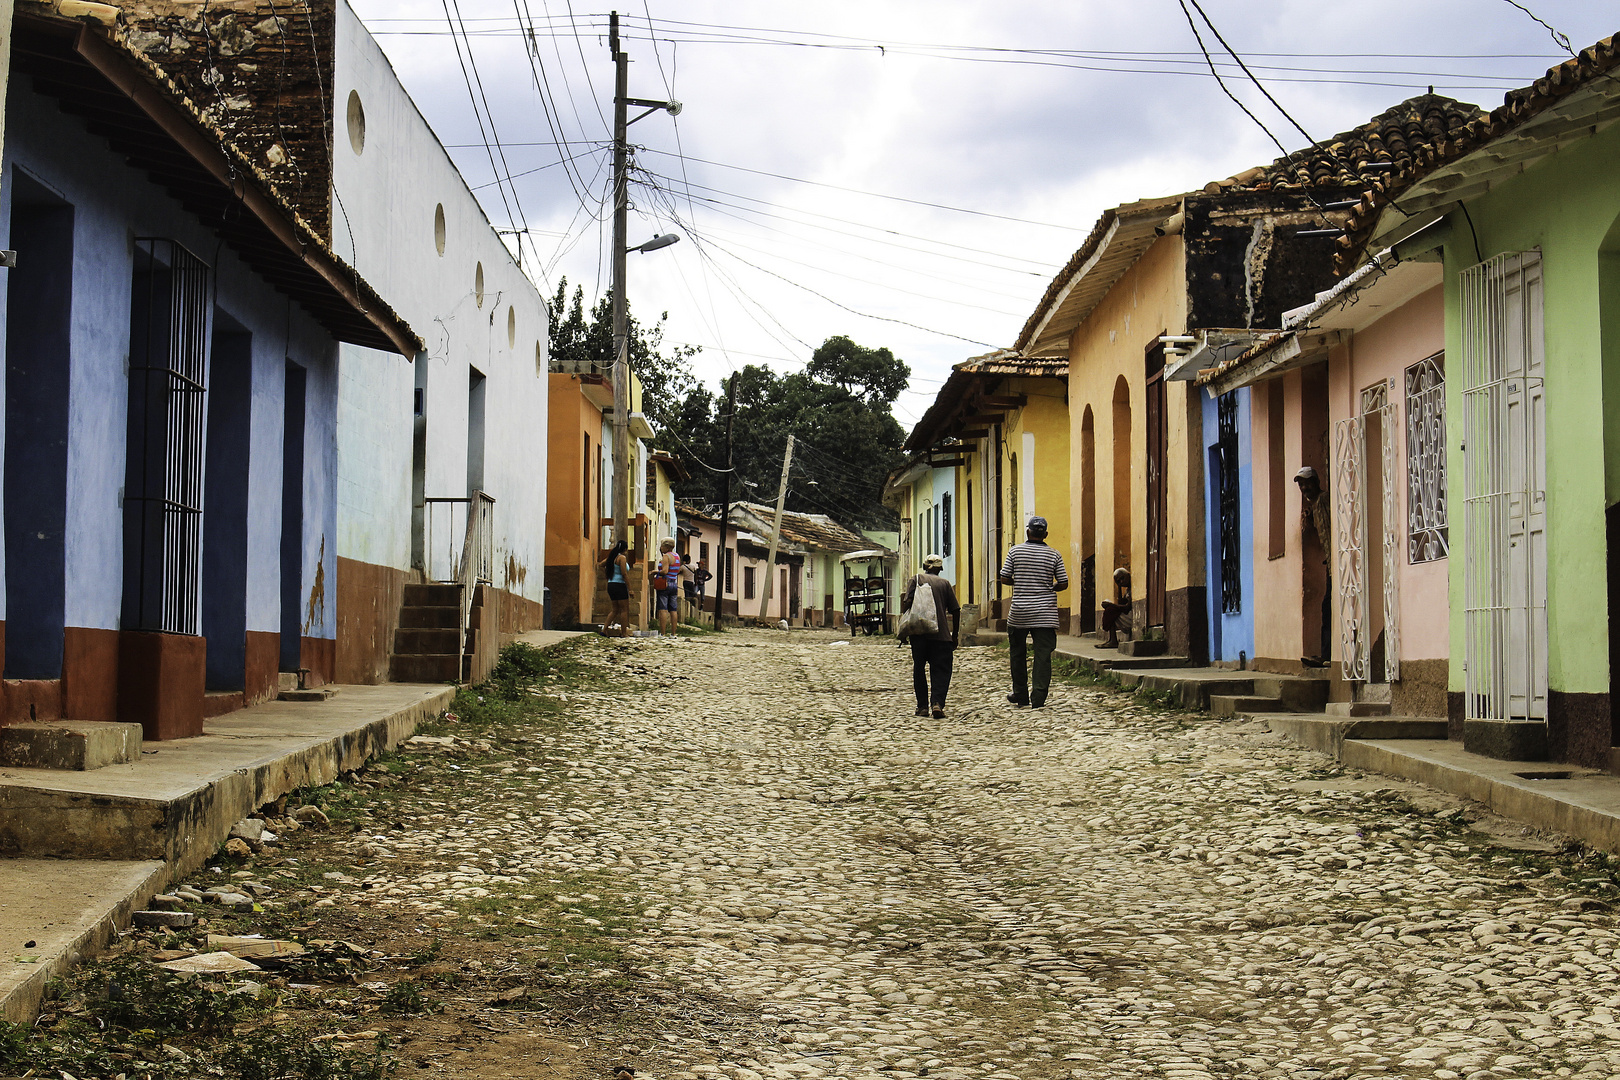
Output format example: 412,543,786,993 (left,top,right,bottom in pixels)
840,550,893,636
